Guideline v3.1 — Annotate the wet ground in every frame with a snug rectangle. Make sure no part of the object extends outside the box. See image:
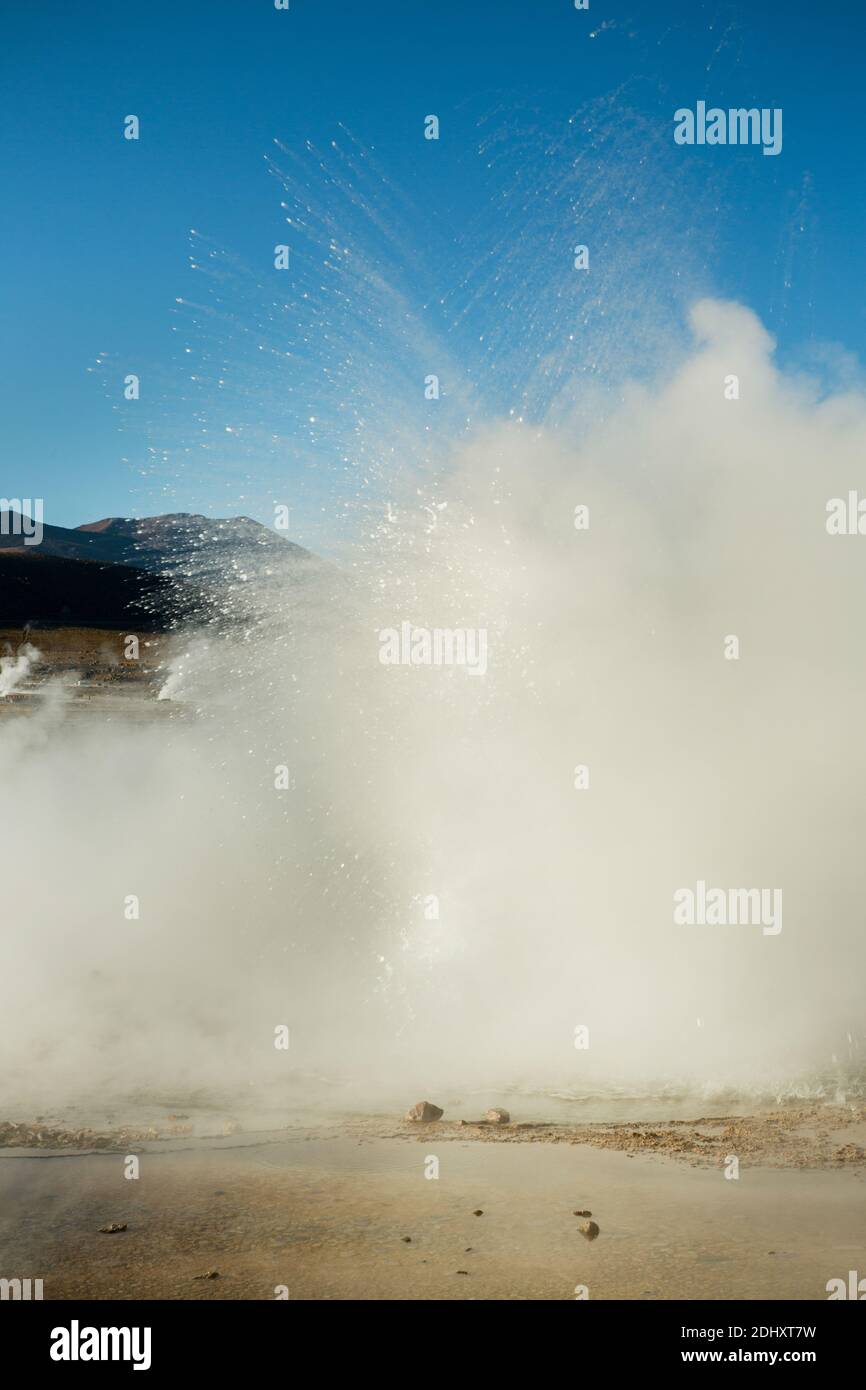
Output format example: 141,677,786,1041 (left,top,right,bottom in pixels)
1,1130,863,1300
